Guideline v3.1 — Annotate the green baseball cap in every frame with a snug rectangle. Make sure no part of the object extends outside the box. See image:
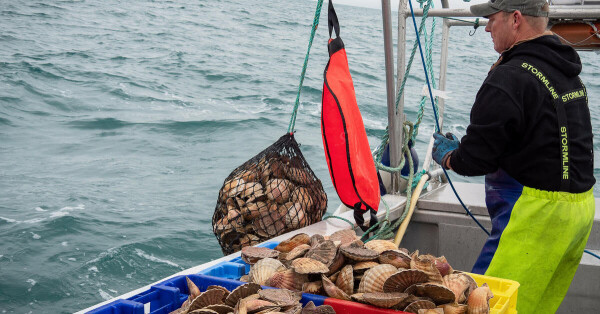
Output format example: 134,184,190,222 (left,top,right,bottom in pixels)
470,0,549,17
